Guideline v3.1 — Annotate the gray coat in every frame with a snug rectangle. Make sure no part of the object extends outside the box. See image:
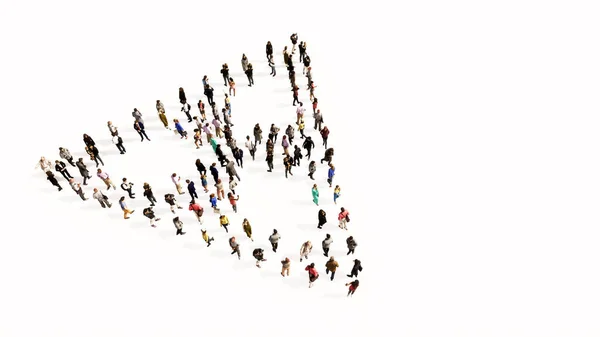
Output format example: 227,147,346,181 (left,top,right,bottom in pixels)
226,160,237,176
309,163,316,174
269,233,281,244
76,161,89,176
59,148,72,161
322,237,333,249
132,110,144,124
